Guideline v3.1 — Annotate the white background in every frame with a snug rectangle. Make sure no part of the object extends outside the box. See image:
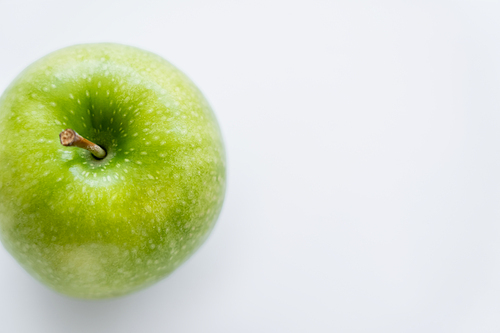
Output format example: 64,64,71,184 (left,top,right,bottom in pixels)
1,0,500,332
